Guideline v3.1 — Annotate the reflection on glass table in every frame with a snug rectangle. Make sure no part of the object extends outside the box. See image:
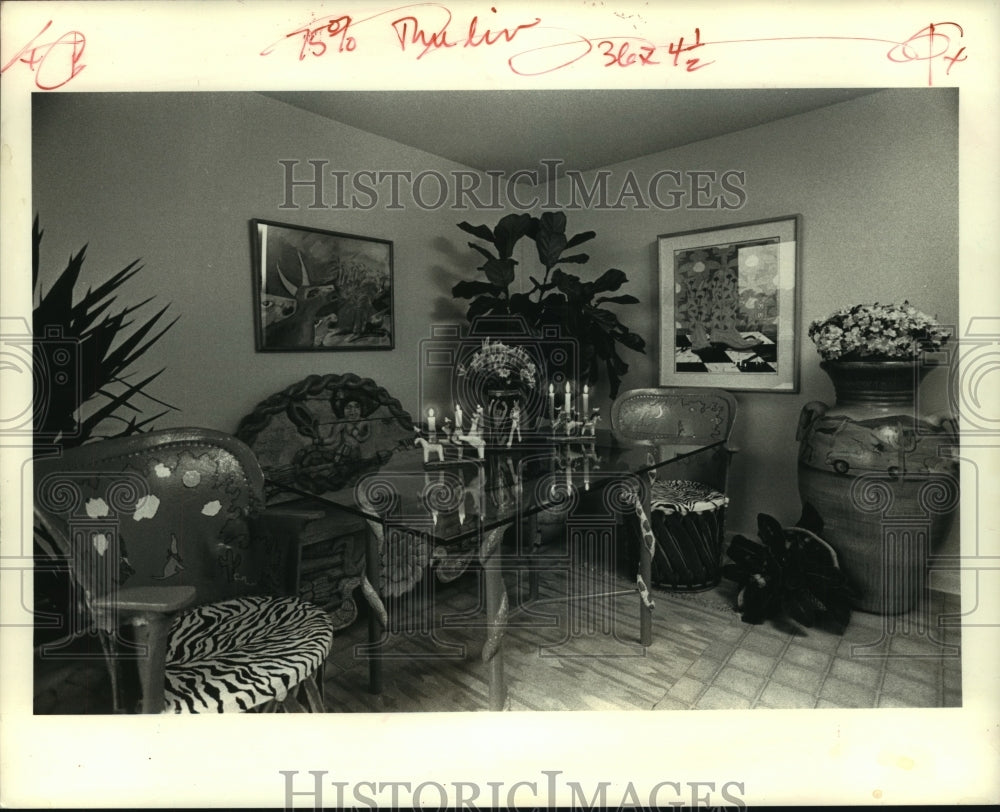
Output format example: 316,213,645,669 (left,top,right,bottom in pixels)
283,429,724,711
